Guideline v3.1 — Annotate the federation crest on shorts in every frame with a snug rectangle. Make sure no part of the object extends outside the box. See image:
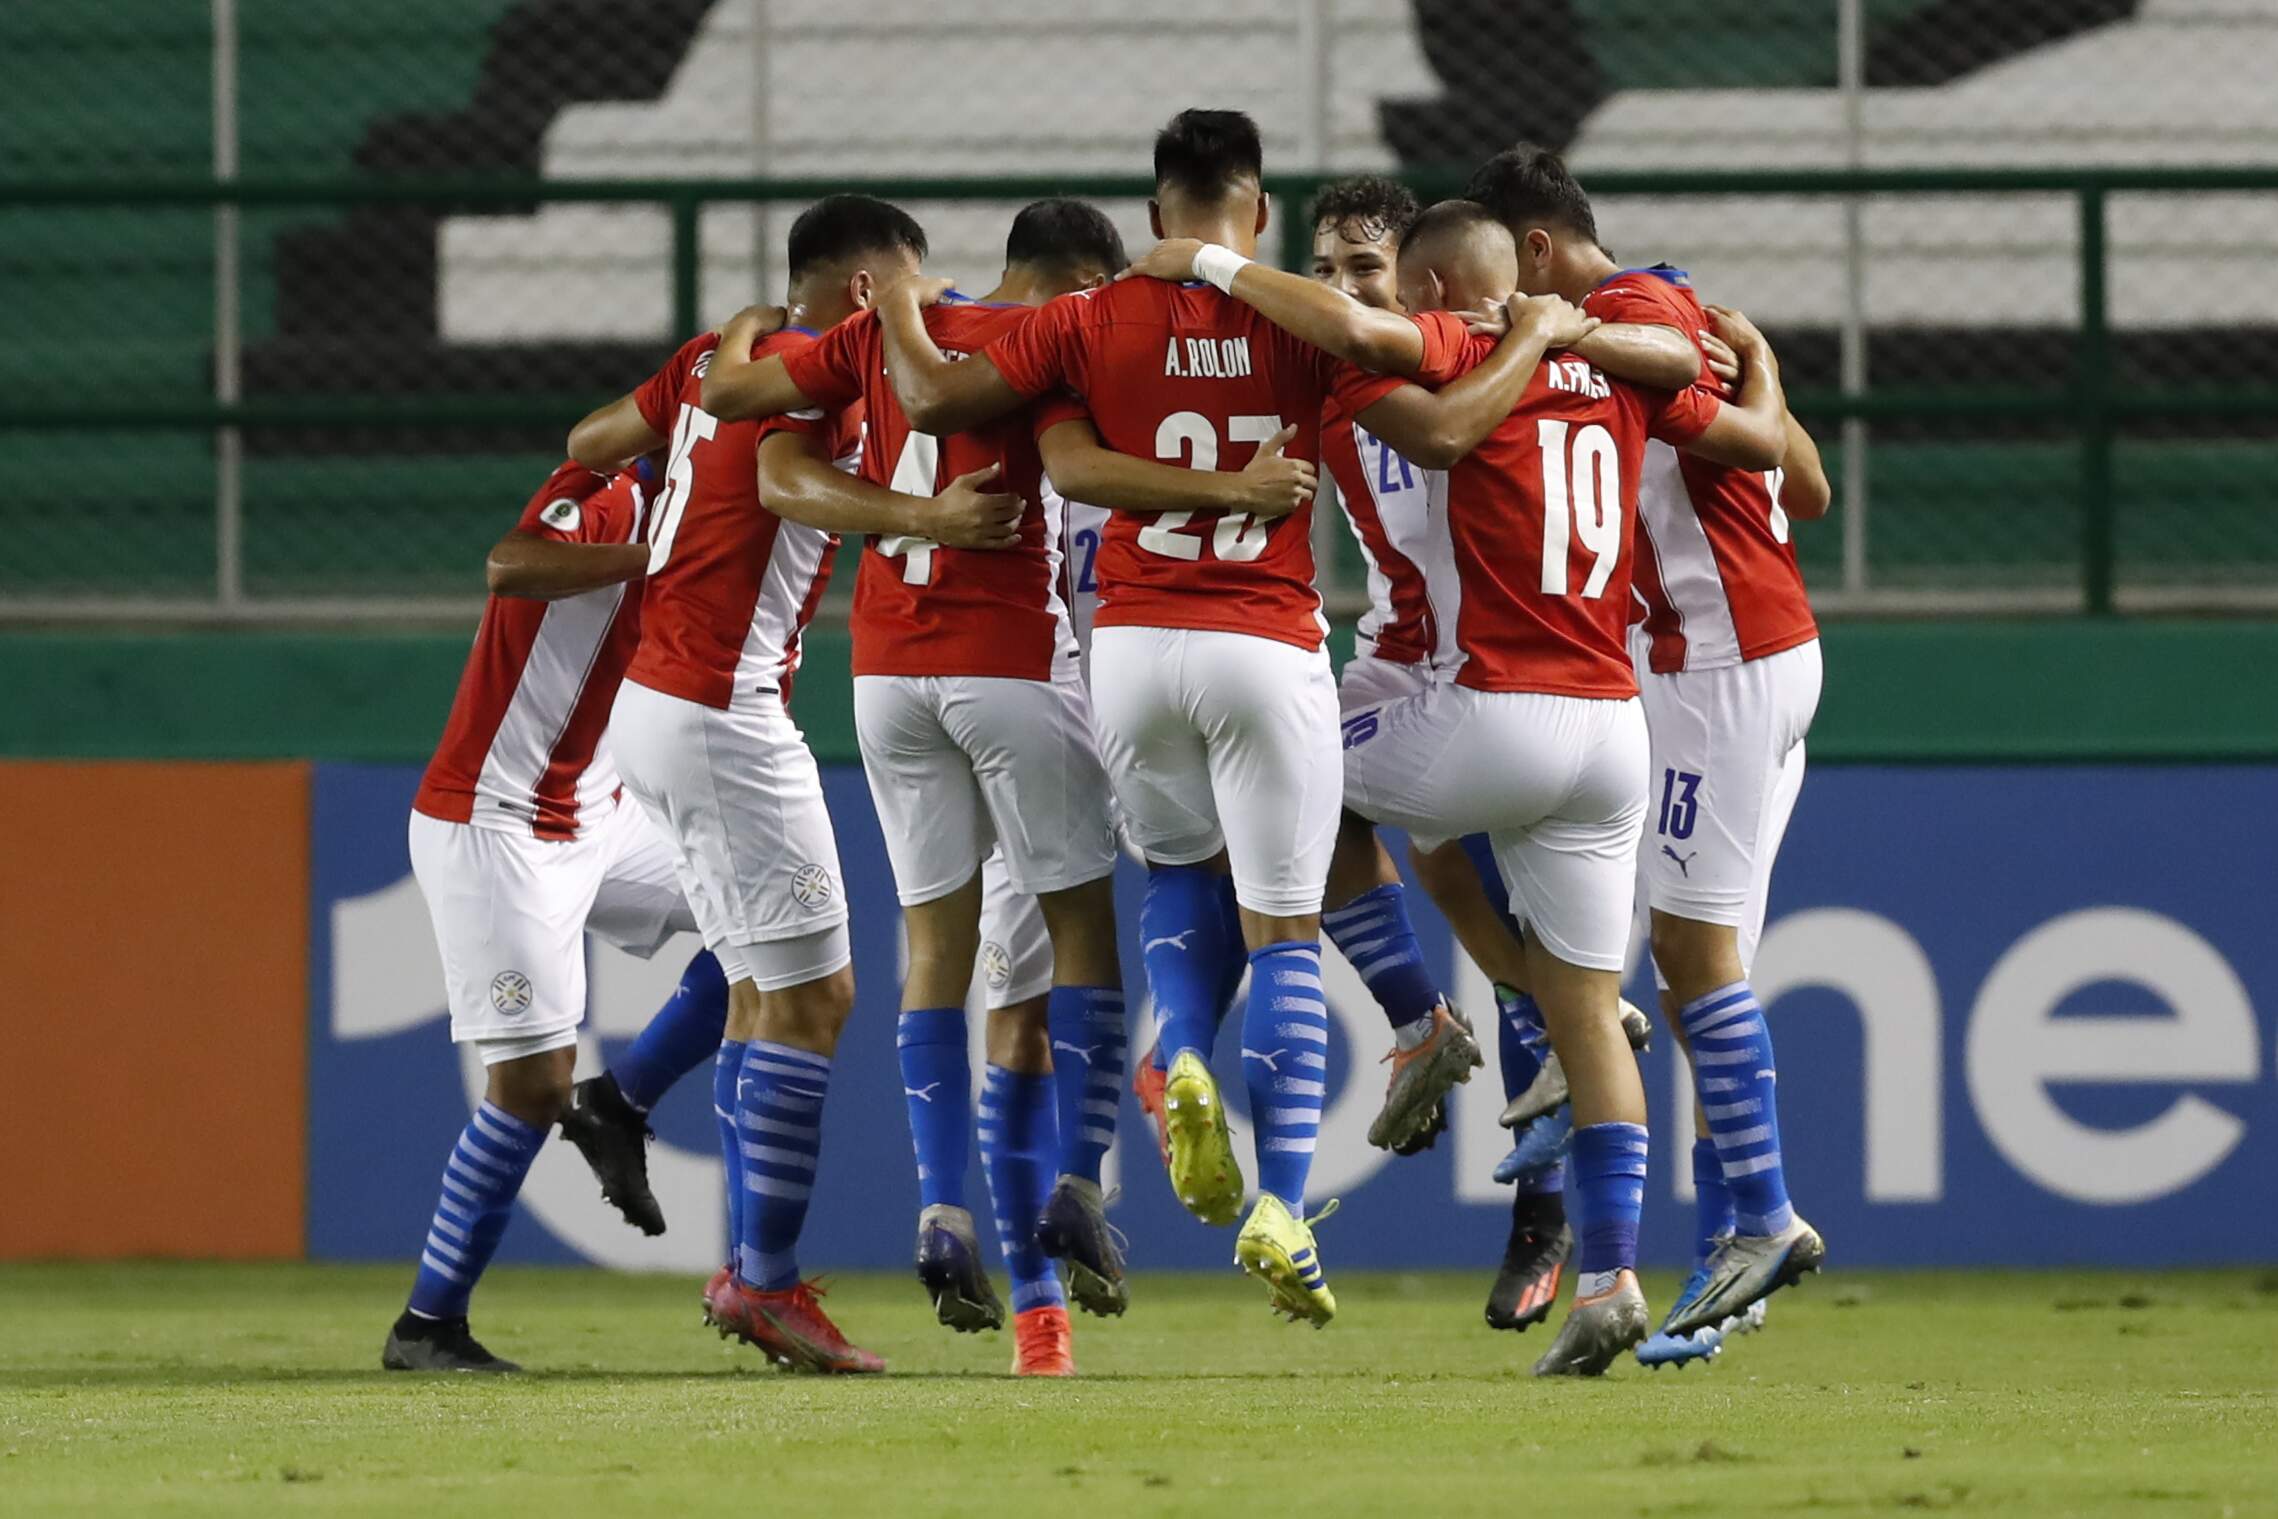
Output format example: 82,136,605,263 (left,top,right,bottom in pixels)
790,863,835,910
489,970,534,1016
980,940,1012,990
